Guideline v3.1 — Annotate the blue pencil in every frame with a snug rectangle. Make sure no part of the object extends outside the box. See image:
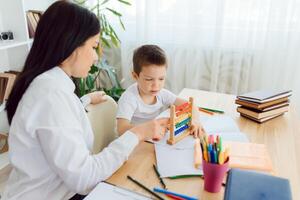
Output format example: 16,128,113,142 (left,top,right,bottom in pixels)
153,187,198,200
